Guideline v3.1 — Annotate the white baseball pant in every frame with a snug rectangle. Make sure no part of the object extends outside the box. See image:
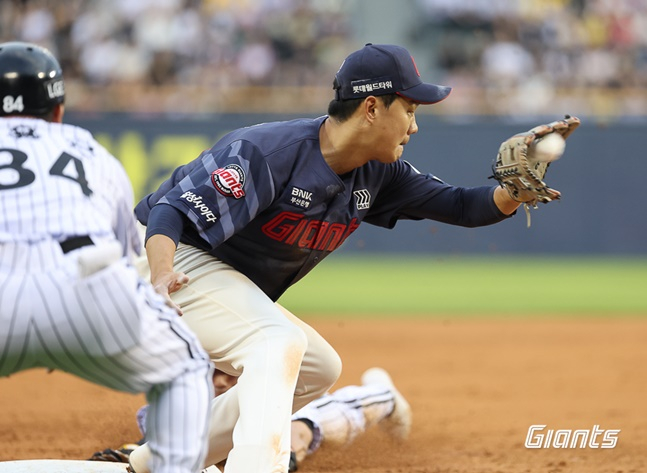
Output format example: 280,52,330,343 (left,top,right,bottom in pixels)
0,240,214,473
130,243,342,473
